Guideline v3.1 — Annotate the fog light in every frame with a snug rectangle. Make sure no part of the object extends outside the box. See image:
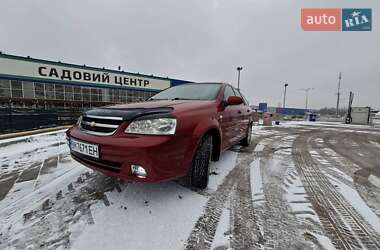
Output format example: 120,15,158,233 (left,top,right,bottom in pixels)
131,165,147,178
